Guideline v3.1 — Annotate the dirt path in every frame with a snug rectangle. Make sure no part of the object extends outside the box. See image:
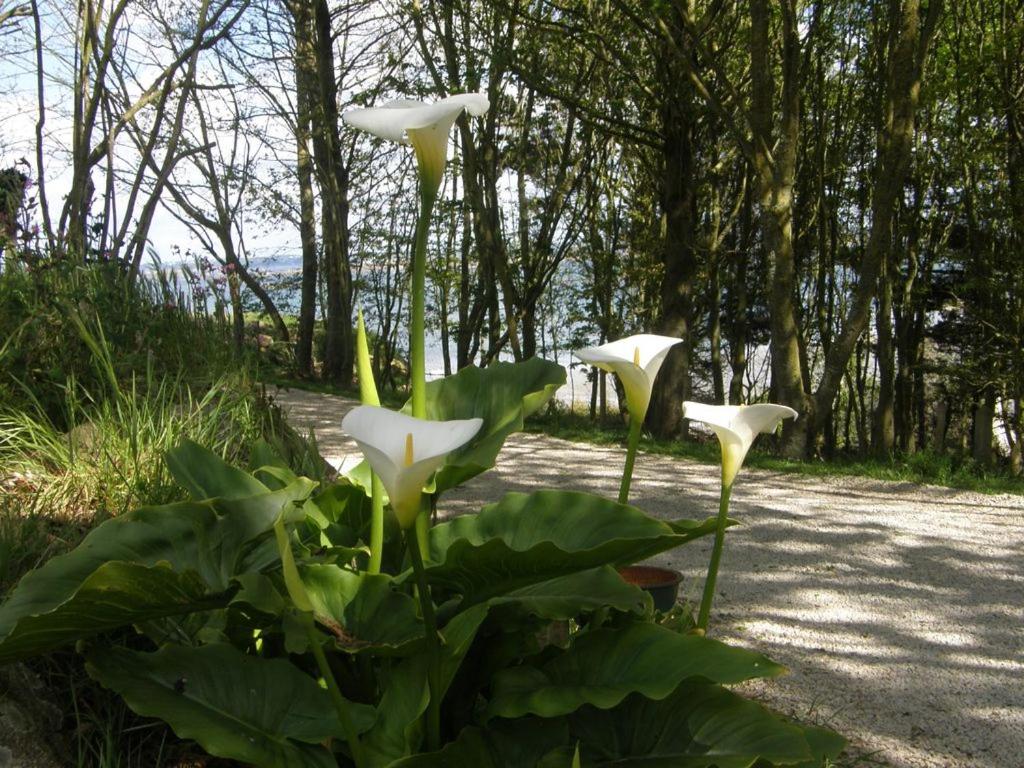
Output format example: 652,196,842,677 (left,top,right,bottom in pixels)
272,386,1024,768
